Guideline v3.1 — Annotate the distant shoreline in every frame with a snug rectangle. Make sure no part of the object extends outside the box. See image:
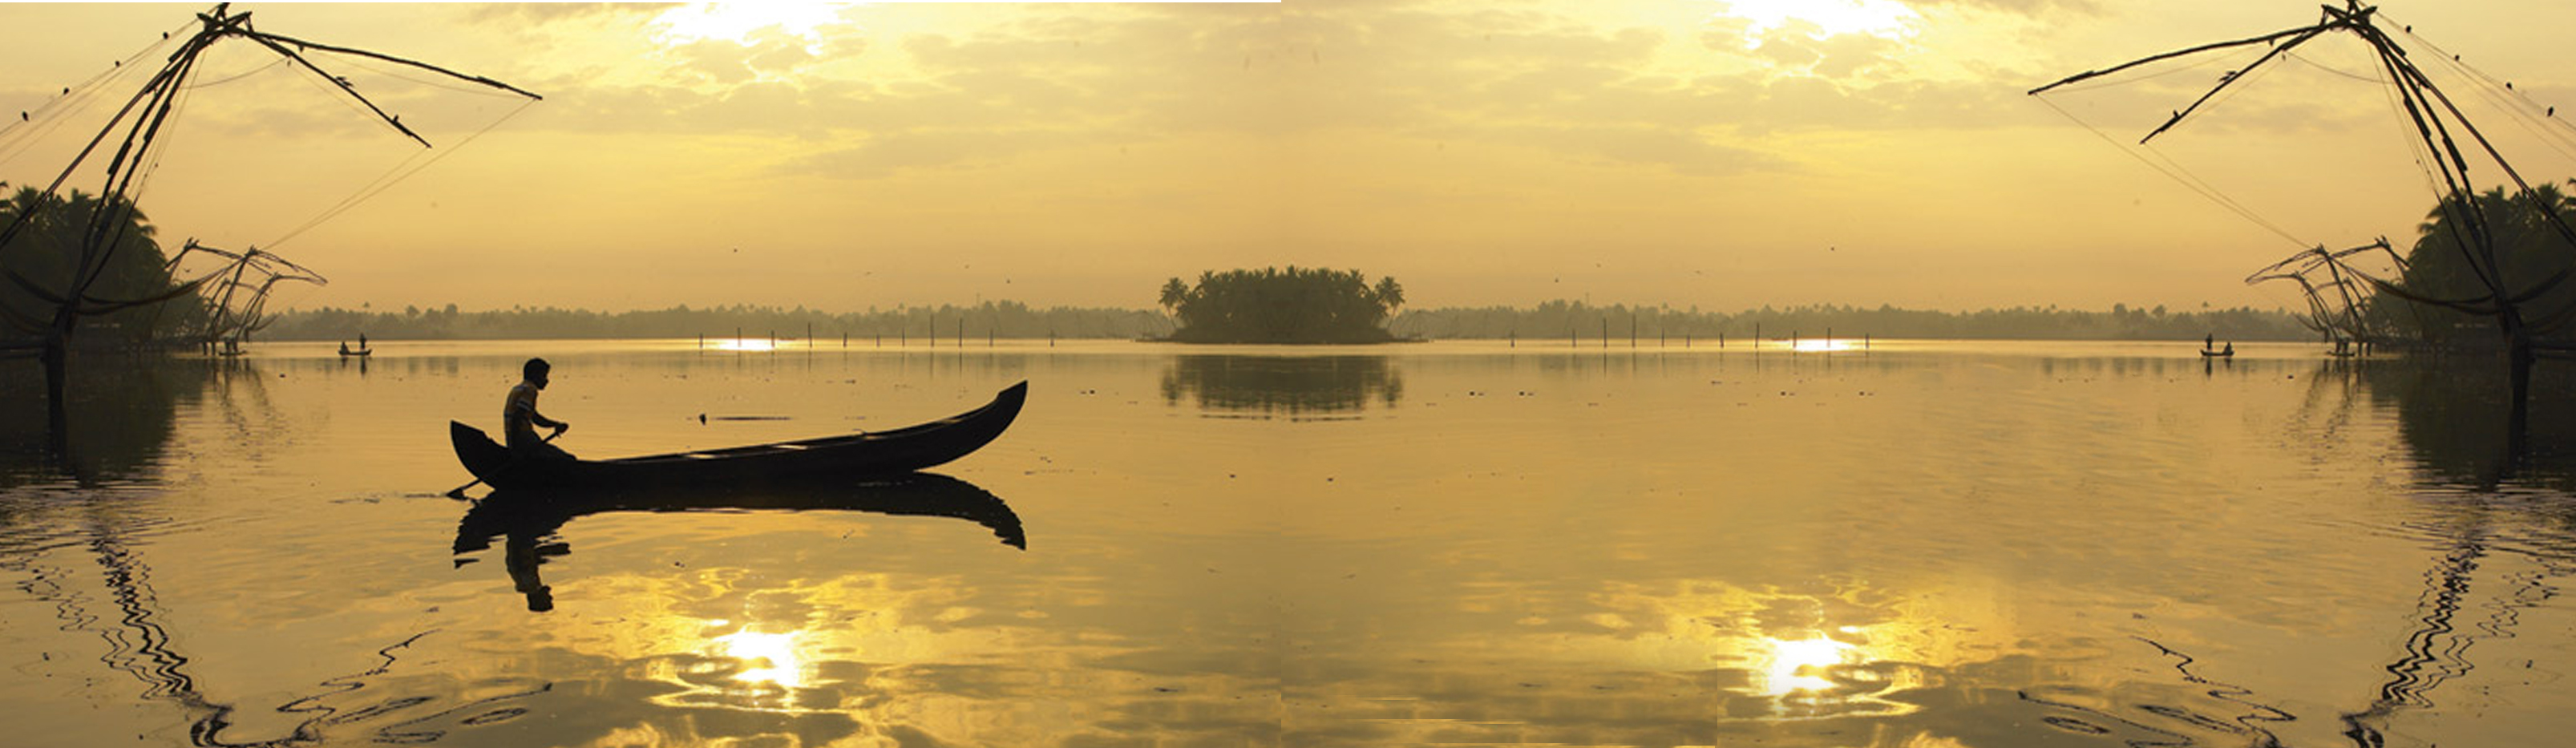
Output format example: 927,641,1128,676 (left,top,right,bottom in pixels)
249,301,2319,343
